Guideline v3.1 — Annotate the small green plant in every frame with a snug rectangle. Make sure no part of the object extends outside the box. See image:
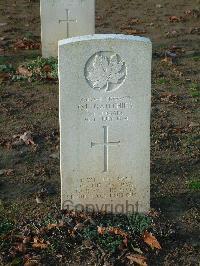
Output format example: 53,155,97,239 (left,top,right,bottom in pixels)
188,83,200,98
156,78,169,85
82,213,152,253
0,64,15,73
83,226,124,253
14,57,58,81
127,213,152,233
193,55,200,62
0,219,14,236
188,180,200,190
